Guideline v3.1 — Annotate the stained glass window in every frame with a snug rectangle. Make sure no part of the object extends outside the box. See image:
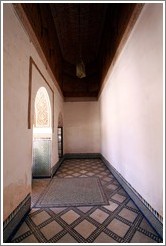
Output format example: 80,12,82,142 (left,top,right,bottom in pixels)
34,87,51,128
